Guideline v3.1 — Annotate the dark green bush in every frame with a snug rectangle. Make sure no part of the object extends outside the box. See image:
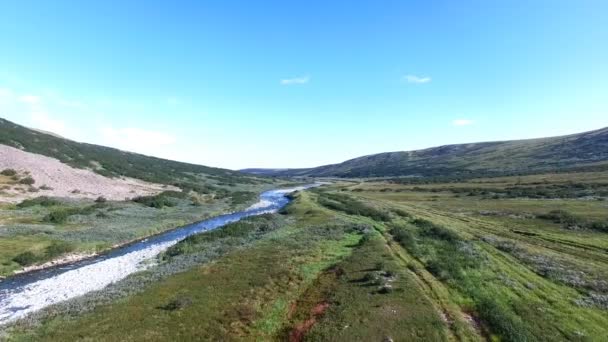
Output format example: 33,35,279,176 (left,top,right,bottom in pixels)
475,295,531,342
317,193,391,221
132,191,191,208
19,176,35,185
414,219,460,242
160,296,193,311
392,208,412,218
1,168,17,176
45,241,76,258
17,196,61,208
538,210,607,232
230,191,256,206
390,224,418,253
537,210,581,226
44,209,71,223
43,206,96,223
587,221,608,233
133,194,175,208
164,215,276,258
12,251,39,266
